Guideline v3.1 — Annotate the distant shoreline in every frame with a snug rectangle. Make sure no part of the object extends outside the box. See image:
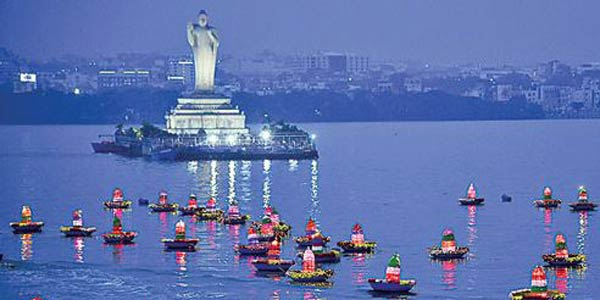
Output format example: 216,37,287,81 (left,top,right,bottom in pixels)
1,117,598,126
3,88,595,125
